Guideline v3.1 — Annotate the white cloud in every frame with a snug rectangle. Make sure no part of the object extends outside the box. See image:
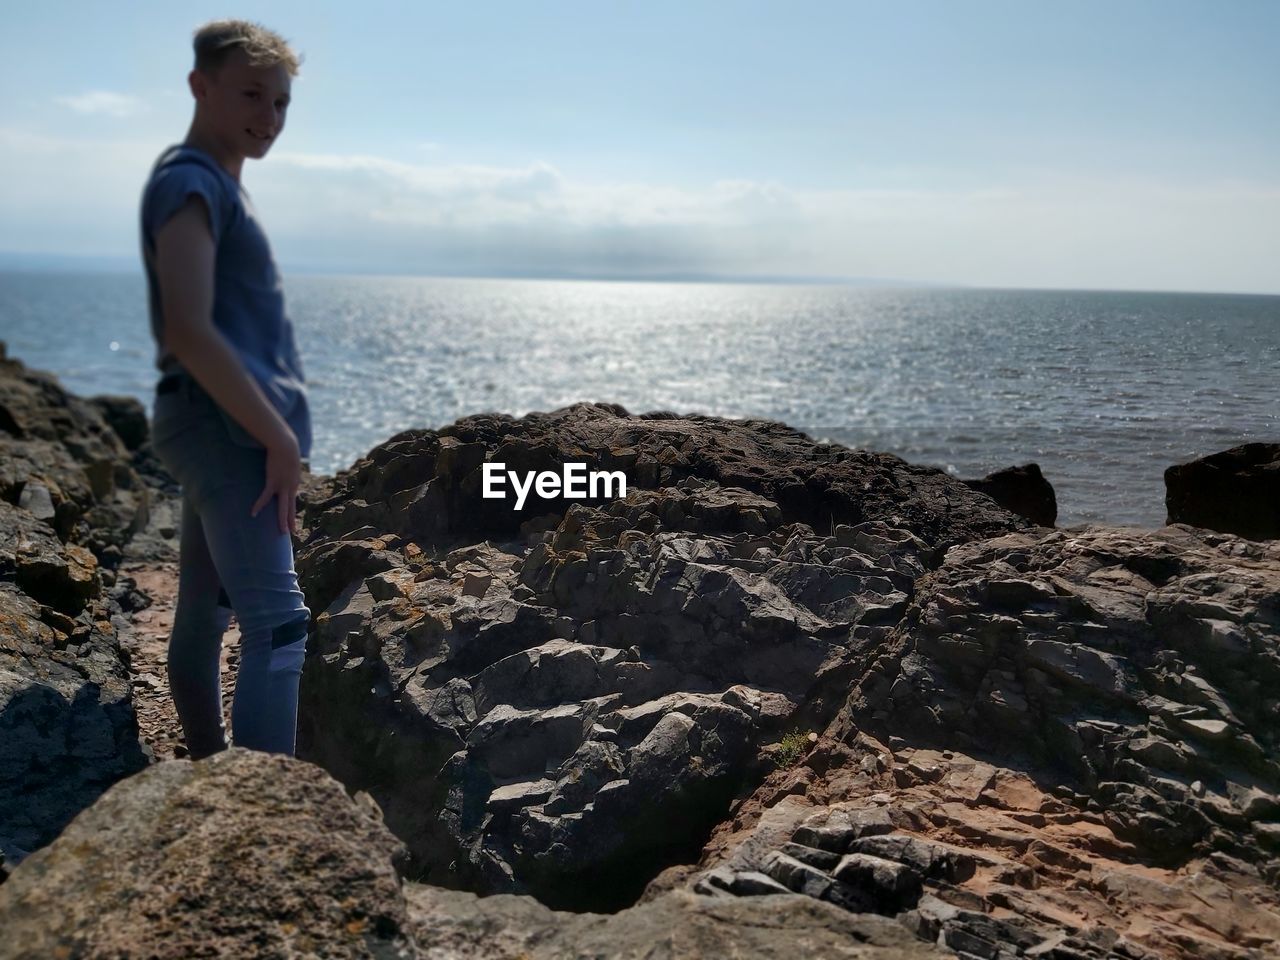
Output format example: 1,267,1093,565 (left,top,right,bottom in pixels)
0,127,1277,292
53,91,148,118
